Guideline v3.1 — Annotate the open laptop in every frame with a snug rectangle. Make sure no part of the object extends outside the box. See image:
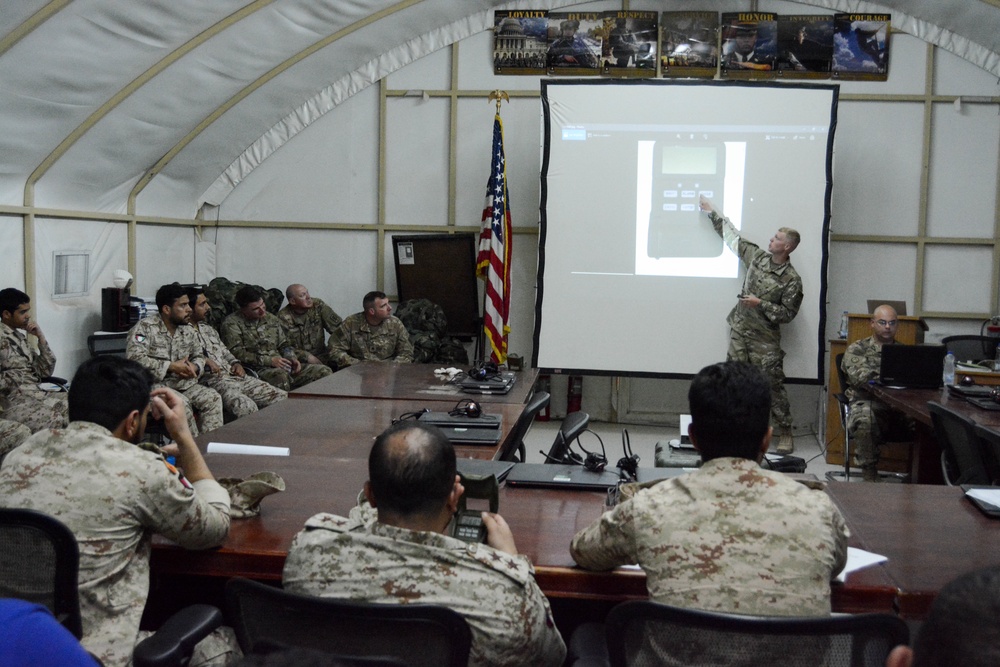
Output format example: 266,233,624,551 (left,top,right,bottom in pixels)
418,411,501,429
460,371,516,395
879,344,946,389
